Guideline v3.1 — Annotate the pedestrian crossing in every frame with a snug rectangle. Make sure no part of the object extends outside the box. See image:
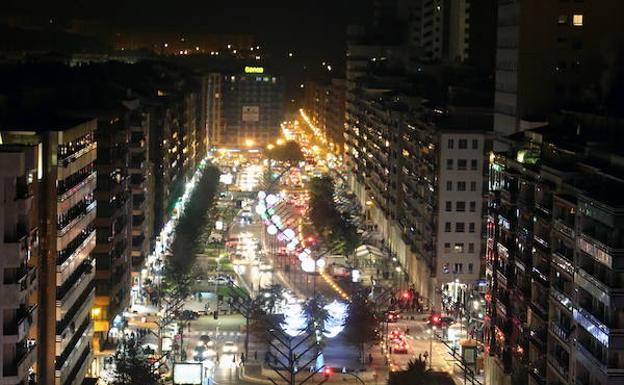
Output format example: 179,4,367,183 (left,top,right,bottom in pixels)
183,330,246,338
